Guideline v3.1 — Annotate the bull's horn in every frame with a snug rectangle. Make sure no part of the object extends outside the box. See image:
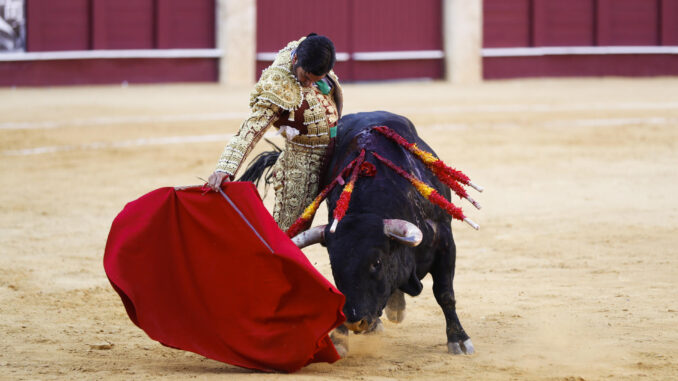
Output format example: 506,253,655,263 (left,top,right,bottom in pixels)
291,225,327,248
383,219,423,247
